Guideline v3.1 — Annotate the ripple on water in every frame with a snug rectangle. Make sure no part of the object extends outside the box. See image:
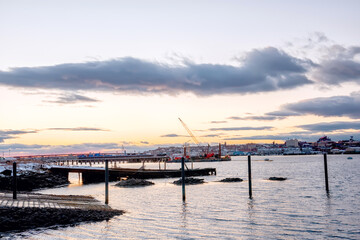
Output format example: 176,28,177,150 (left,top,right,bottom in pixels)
5,155,360,239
